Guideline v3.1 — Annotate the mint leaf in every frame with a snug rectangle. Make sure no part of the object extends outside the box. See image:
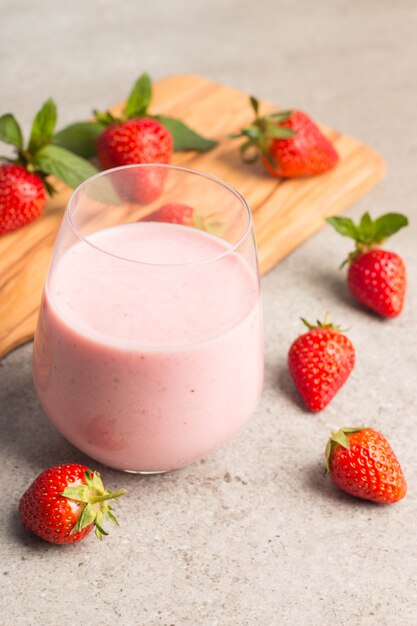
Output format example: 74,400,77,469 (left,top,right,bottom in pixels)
250,96,260,116
0,114,23,149
155,115,218,152
34,144,98,188
125,73,152,118
372,212,408,243
28,98,57,154
326,216,359,240
53,121,105,158
358,212,374,242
